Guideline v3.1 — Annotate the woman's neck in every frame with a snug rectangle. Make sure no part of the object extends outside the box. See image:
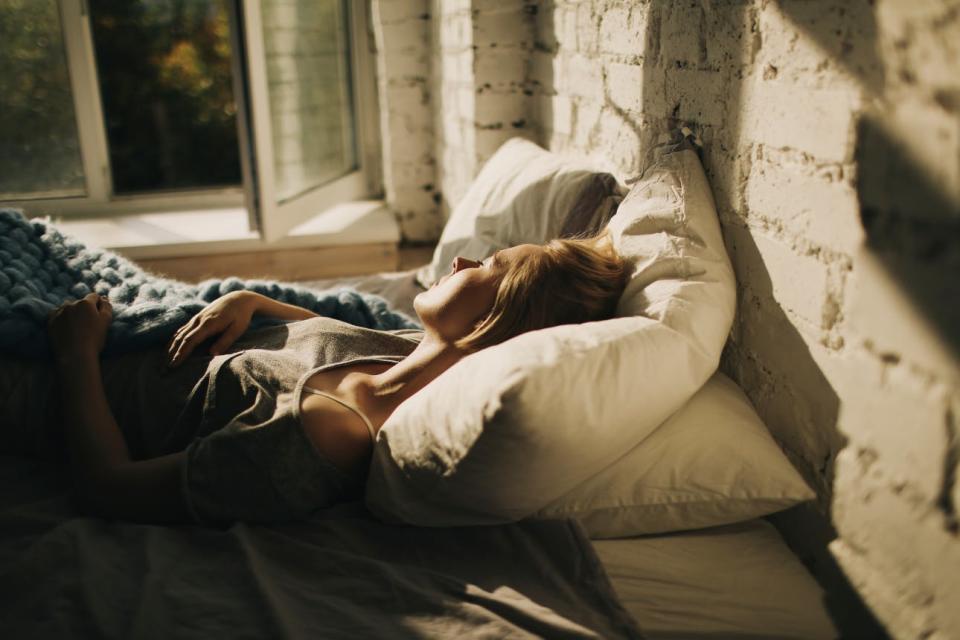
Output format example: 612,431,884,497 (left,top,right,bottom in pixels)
360,332,467,427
